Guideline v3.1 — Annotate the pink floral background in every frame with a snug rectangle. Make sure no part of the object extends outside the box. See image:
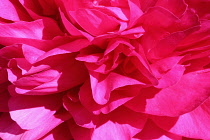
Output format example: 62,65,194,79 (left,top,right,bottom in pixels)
0,0,210,139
